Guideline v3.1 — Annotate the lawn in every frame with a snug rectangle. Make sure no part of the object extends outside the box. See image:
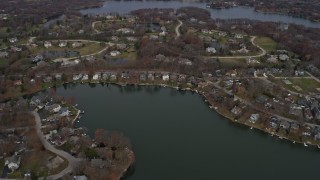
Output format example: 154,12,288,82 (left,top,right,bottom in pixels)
254,36,277,52
0,59,8,66
30,41,107,58
271,77,320,94
220,58,247,68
